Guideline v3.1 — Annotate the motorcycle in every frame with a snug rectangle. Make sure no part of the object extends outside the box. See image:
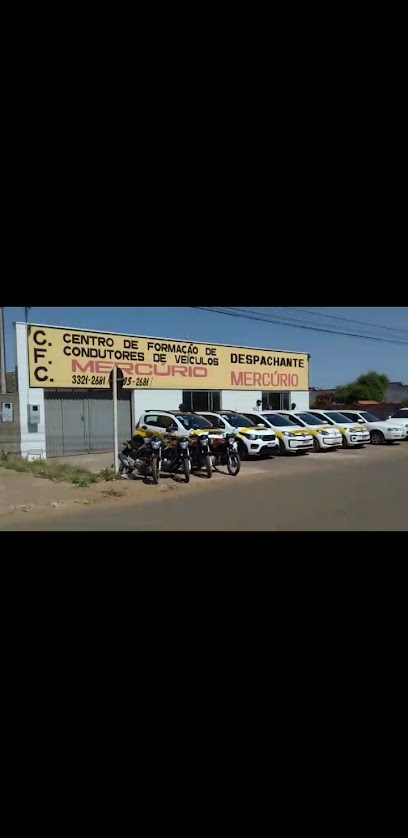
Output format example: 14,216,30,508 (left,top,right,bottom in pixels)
189,432,213,478
160,435,191,483
210,433,241,476
119,434,162,484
